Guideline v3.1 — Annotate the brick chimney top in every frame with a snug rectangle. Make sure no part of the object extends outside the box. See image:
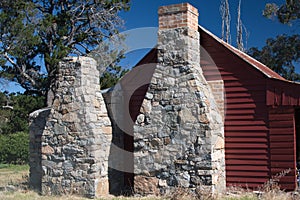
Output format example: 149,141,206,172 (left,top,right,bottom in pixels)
158,3,199,30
